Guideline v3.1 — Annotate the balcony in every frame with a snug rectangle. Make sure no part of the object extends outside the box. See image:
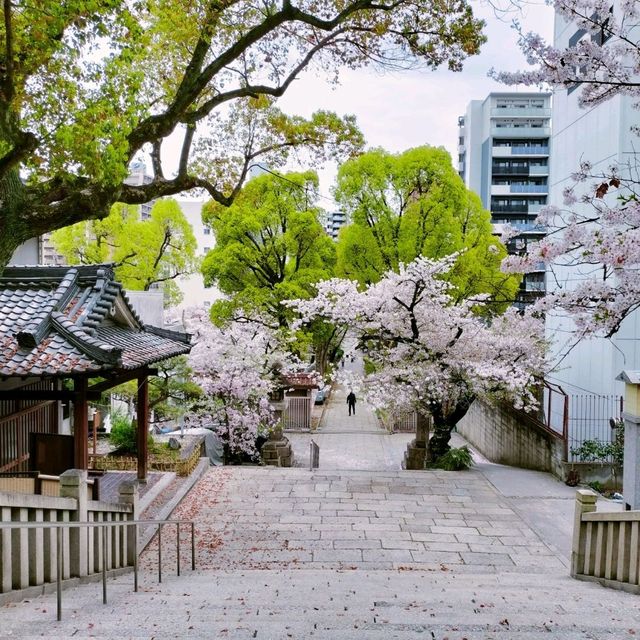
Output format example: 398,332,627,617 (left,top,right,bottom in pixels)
491,126,551,138
491,184,548,195
529,165,549,176
491,107,551,118
528,203,545,215
507,222,547,233
512,184,548,194
511,145,549,155
492,145,549,157
492,165,531,176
